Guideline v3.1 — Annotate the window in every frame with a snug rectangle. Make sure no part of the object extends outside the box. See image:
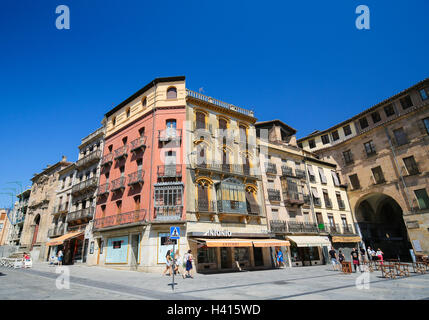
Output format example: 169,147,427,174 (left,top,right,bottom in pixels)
364,140,376,156
311,187,321,206
309,139,316,148
371,111,381,123
371,166,385,184
318,167,327,184
323,190,331,208
414,189,429,210
422,118,429,135
343,125,352,136
393,128,408,146
142,97,147,107
113,241,122,249
341,216,348,227
328,215,335,227
331,171,340,186
349,174,360,190
403,156,419,175
359,117,369,130
297,142,303,148
400,95,413,110
384,104,395,117
198,247,217,264
331,130,339,141
112,117,116,126
196,111,206,130
321,134,330,145
419,88,429,101
289,211,297,219
167,87,177,99
343,150,353,165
